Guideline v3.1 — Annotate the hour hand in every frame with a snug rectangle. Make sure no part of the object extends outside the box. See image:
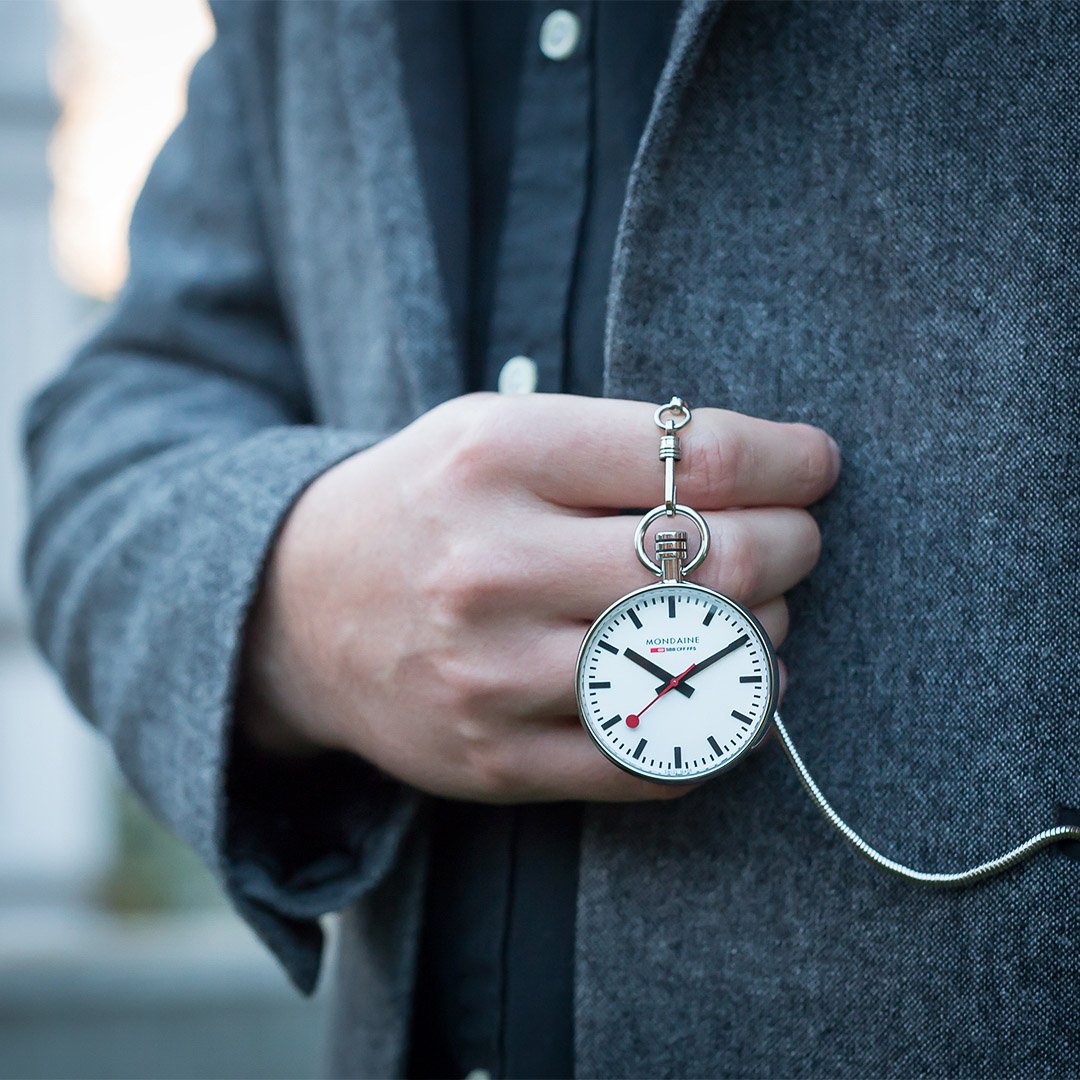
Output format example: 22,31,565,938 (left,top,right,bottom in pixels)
623,648,695,698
